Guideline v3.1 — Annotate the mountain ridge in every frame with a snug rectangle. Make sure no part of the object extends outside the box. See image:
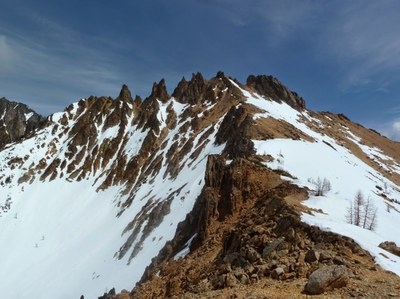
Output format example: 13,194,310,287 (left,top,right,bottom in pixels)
0,72,399,298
